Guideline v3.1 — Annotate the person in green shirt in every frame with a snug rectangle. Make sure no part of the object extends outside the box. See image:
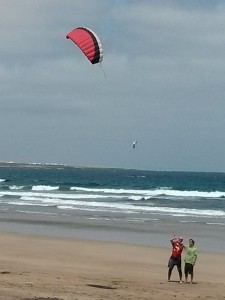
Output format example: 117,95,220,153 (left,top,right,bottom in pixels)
184,239,197,284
